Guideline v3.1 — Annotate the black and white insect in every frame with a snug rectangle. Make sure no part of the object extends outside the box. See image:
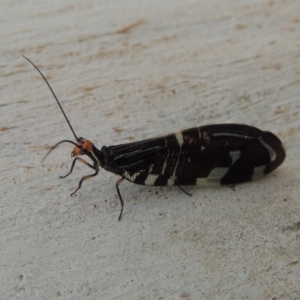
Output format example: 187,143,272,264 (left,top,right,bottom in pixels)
24,56,286,220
